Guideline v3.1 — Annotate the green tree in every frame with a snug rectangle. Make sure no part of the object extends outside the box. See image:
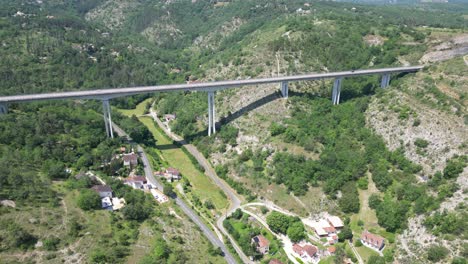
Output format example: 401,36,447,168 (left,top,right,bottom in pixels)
339,182,360,213
338,226,353,242
163,183,175,197
266,211,291,234
287,221,306,242
77,189,101,211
